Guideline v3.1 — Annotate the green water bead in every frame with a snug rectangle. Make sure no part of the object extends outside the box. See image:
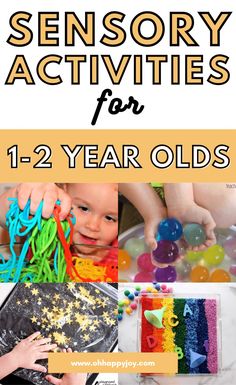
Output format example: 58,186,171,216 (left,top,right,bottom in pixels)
203,244,225,266
183,223,206,246
186,250,204,263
